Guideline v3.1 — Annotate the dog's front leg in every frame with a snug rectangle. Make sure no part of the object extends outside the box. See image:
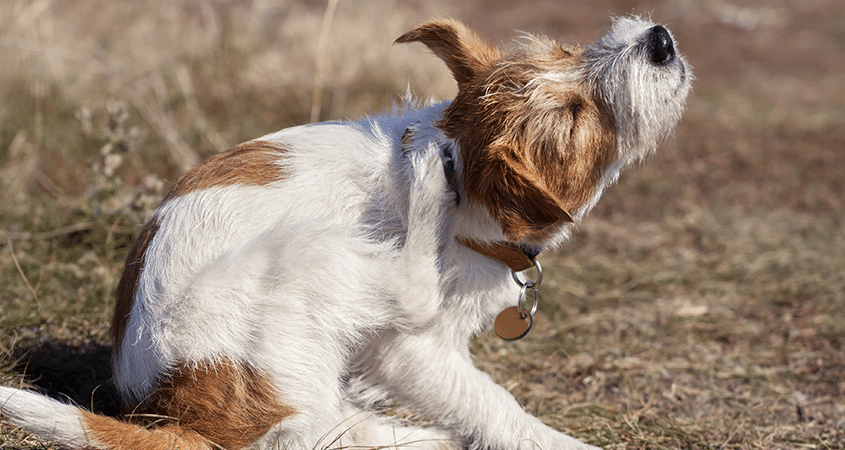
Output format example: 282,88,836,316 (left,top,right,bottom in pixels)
358,329,601,450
